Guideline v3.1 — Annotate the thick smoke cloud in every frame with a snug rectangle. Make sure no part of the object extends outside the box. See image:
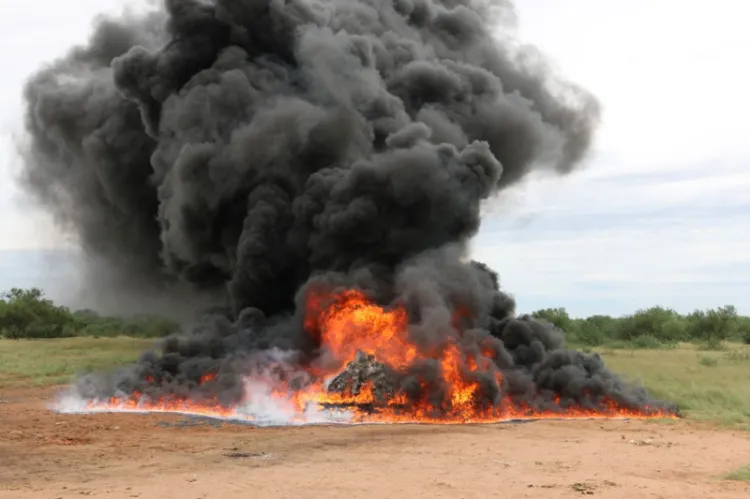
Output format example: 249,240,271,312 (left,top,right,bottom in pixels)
23,0,598,311
19,0,665,414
